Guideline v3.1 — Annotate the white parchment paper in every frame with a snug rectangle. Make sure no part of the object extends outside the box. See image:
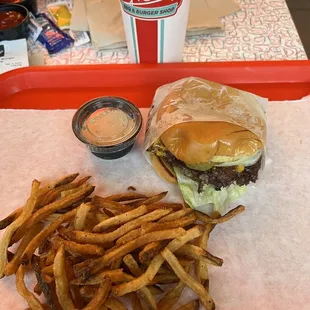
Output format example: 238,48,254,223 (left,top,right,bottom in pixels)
0,100,310,309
